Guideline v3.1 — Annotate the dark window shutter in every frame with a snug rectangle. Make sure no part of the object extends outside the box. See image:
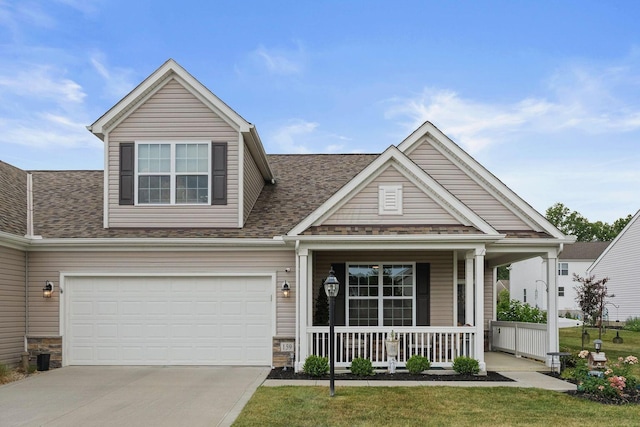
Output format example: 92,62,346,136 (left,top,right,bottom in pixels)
331,263,346,326
416,263,430,326
119,143,134,205
211,143,227,205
